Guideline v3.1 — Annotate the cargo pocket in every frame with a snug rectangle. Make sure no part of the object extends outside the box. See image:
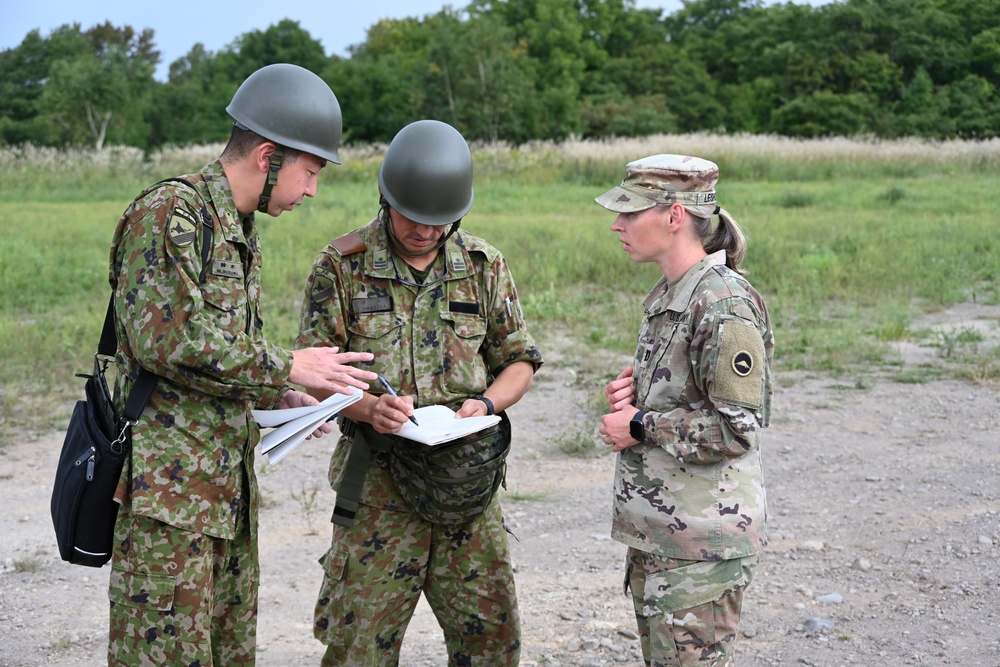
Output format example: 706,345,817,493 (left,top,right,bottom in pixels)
314,547,350,645
108,568,178,658
642,558,751,663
